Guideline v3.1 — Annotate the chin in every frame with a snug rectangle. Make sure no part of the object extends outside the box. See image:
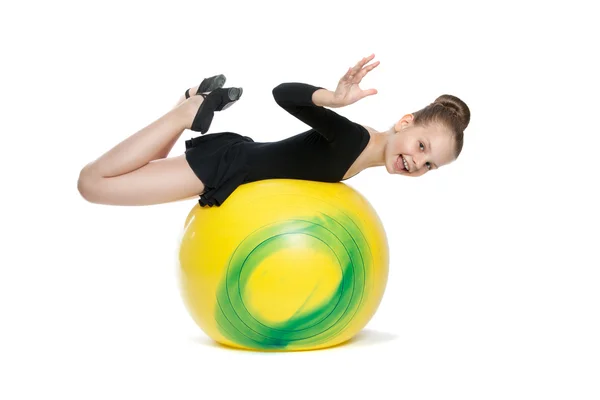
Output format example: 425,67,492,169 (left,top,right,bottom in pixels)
386,157,396,175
